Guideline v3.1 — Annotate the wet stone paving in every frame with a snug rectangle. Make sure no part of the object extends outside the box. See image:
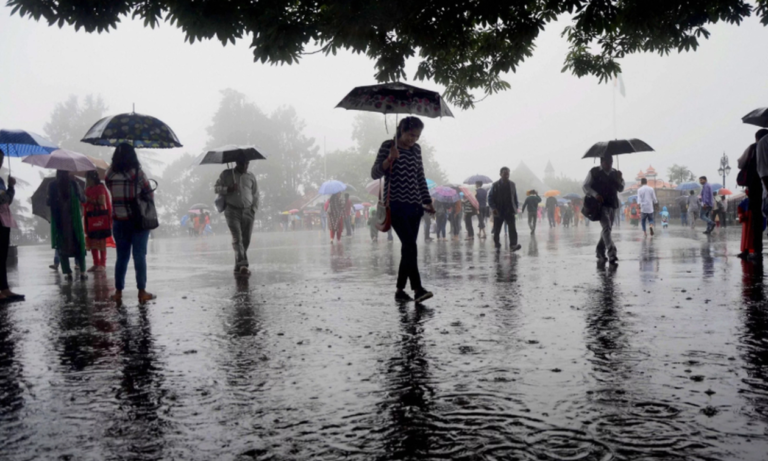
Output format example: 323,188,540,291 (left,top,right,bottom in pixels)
1,223,767,460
